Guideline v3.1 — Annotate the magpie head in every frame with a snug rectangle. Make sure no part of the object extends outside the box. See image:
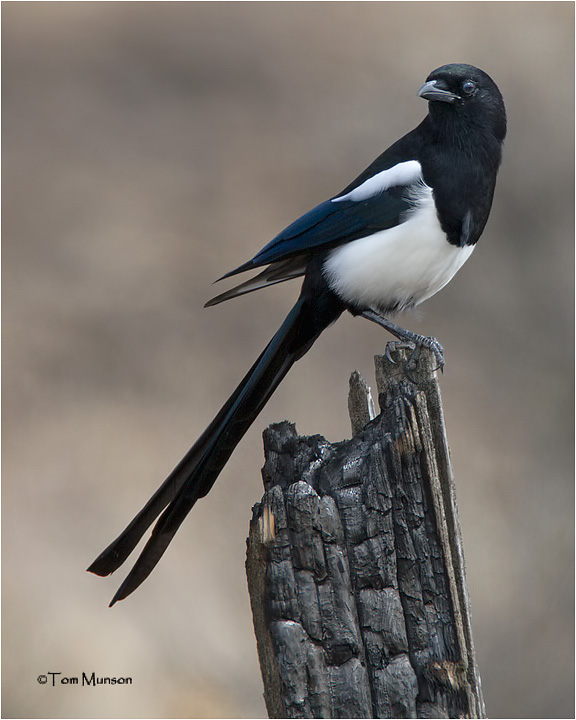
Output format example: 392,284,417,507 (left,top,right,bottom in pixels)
418,63,506,142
